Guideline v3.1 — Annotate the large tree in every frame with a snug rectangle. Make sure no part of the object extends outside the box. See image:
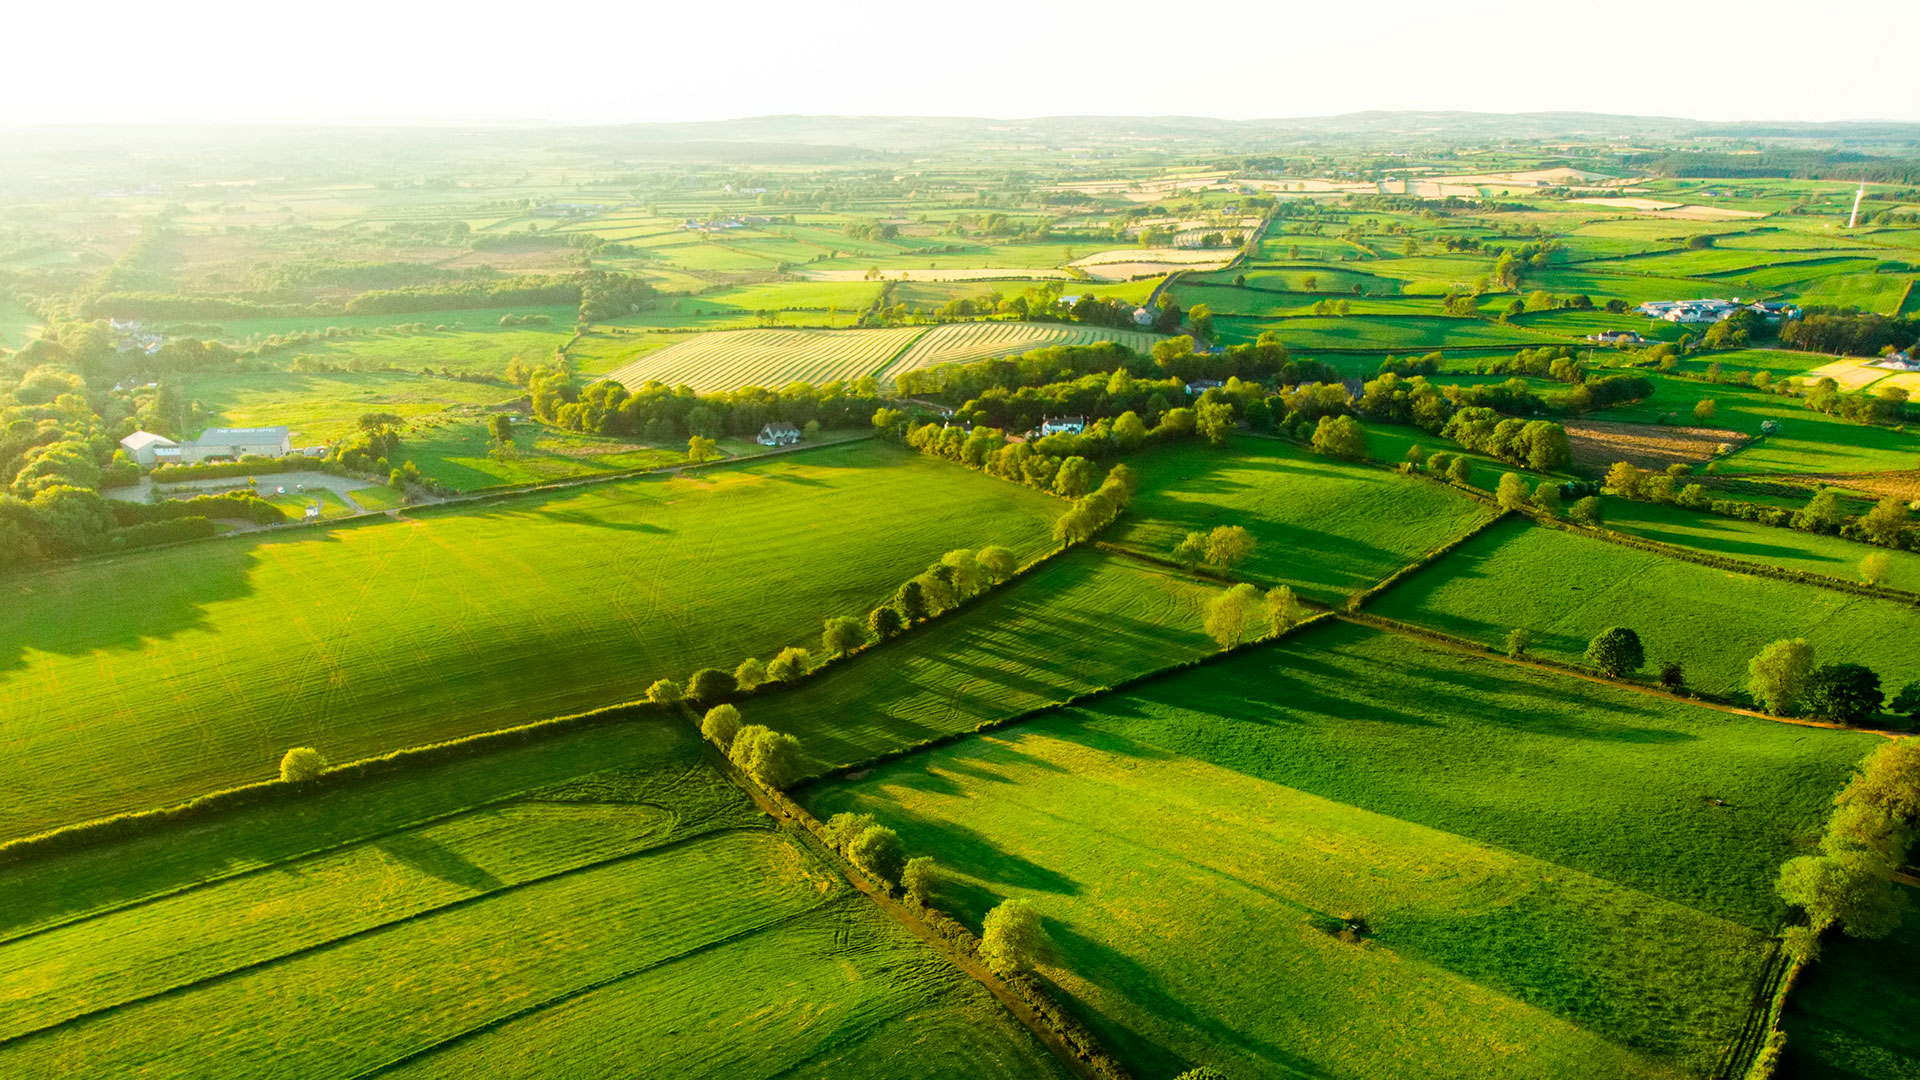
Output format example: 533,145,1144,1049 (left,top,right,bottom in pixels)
1584,626,1645,677
1206,525,1255,570
980,898,1047,973
1748,638,1816,715
1803,664,1884,724
1204,583,1263,648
